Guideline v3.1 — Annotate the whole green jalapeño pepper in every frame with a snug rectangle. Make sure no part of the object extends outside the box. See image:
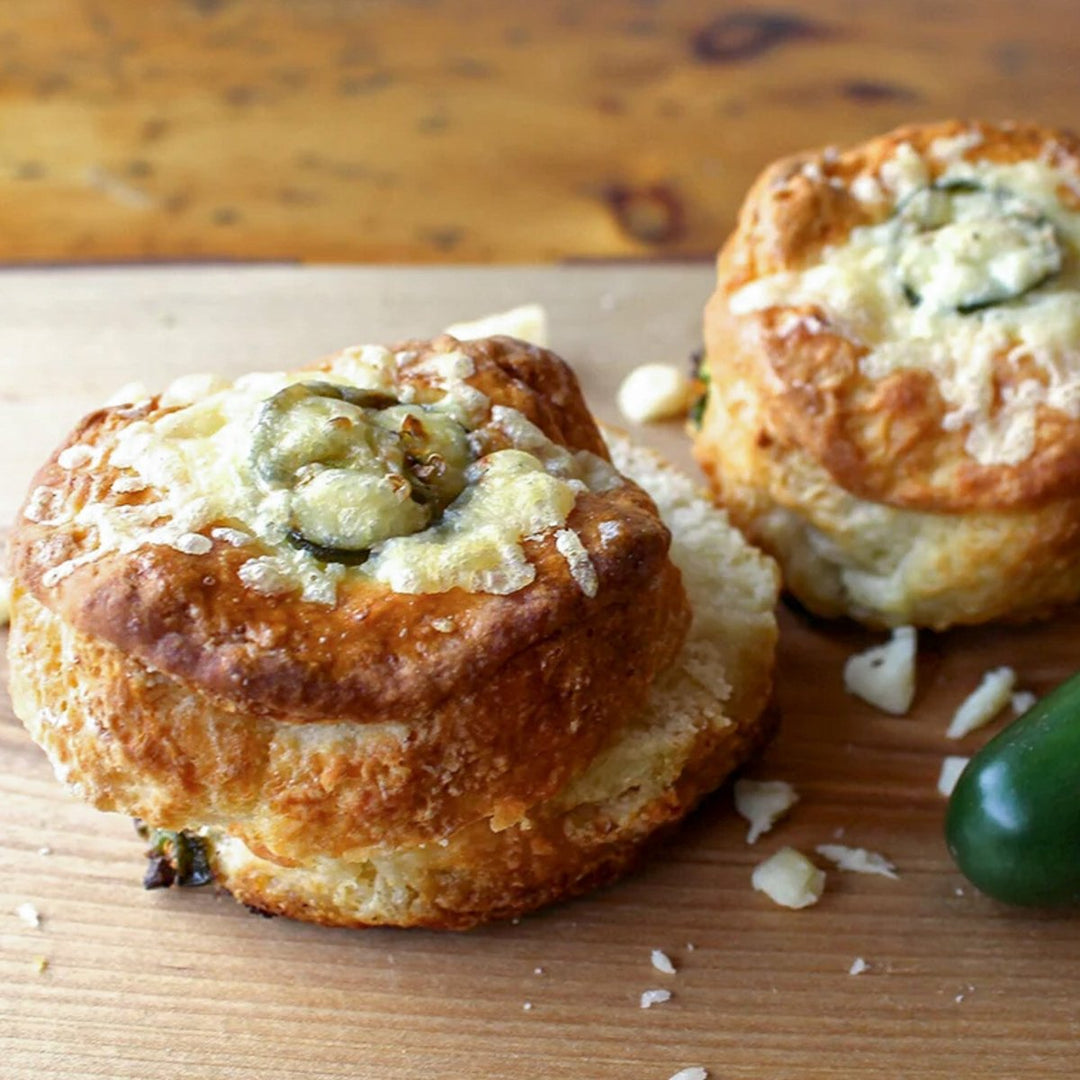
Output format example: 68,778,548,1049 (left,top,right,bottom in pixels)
945,671,1080,907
